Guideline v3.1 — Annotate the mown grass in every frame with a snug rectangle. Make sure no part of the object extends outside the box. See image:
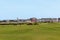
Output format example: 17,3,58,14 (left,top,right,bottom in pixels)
0,23,60,40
